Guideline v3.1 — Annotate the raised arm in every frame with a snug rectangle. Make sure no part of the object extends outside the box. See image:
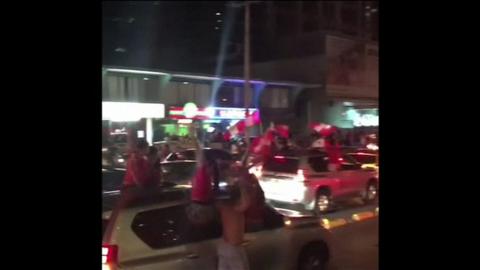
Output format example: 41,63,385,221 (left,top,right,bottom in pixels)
190,123,204,168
